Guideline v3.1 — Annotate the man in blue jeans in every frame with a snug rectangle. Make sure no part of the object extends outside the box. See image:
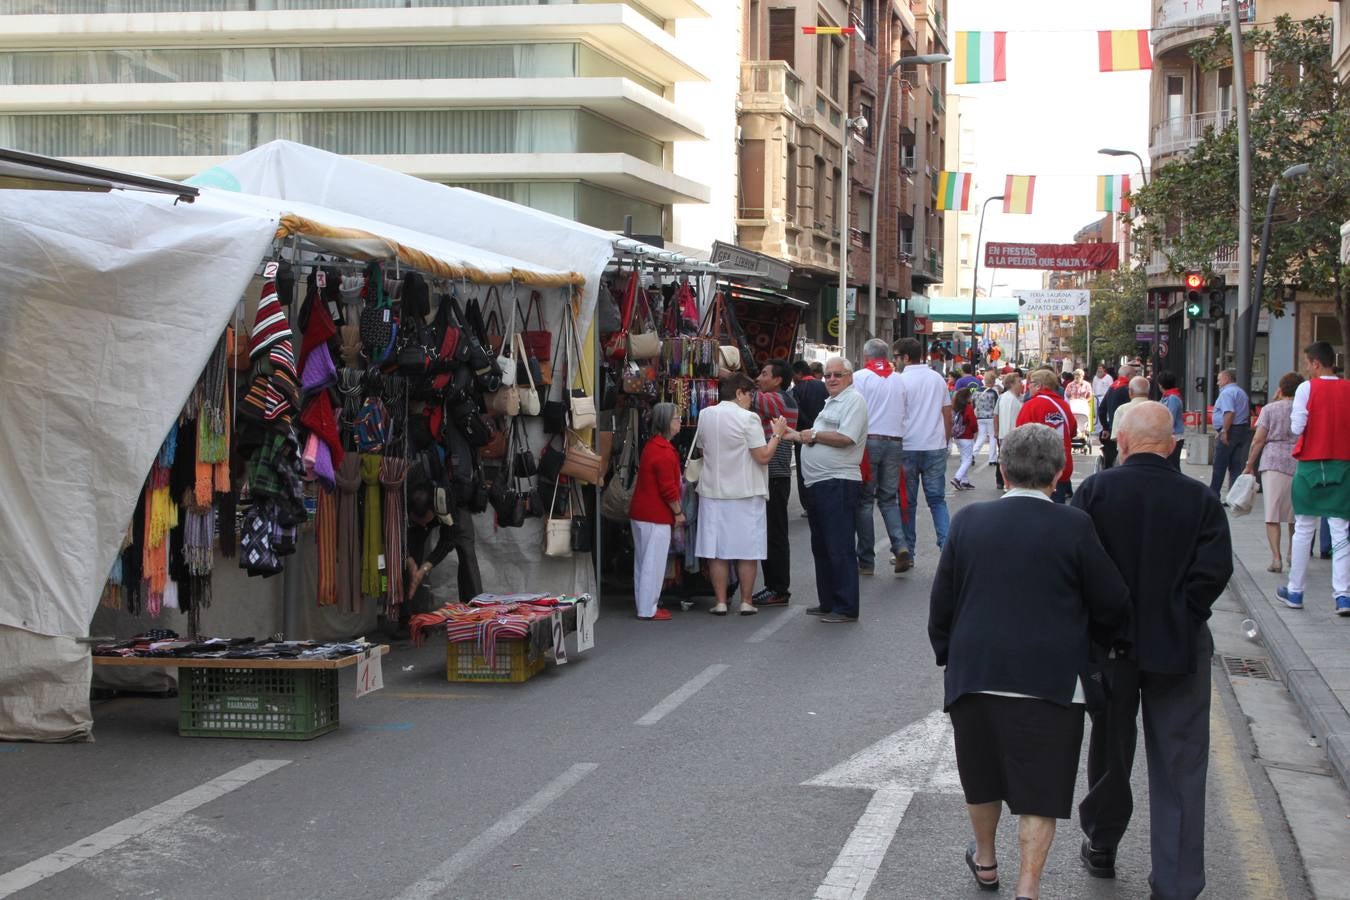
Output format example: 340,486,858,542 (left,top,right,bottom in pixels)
852,339,908,576
894,338,952,563
1210,368,1252,498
